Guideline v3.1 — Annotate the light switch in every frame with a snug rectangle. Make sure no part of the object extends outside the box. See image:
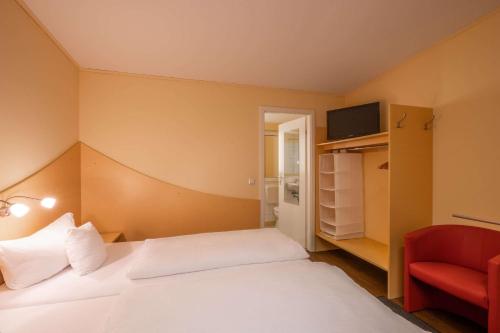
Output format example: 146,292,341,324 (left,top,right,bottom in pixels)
248,178,256,185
